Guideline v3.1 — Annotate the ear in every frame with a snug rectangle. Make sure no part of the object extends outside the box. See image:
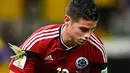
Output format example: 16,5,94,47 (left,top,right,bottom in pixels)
64,15,71,25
